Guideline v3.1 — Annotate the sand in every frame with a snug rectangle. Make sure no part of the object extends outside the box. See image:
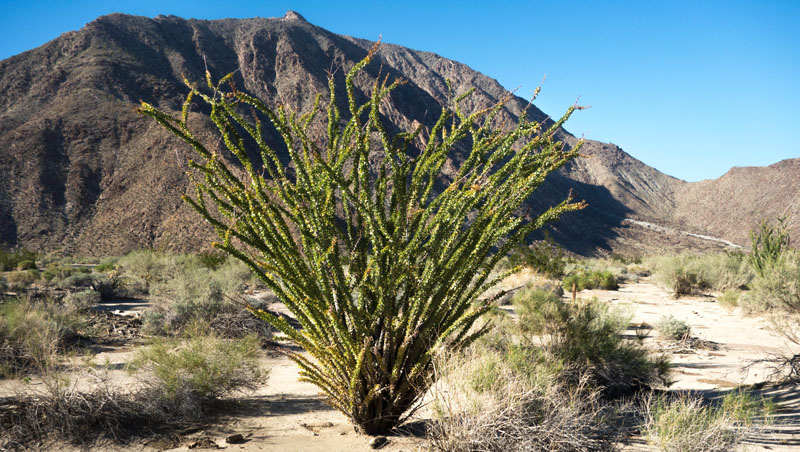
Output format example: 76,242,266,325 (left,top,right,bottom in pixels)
2,277,799,451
